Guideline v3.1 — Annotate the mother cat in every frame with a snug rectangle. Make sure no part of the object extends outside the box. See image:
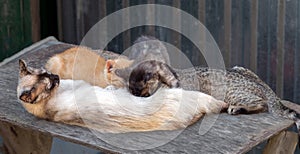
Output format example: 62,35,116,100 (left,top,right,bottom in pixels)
17,59,226,133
